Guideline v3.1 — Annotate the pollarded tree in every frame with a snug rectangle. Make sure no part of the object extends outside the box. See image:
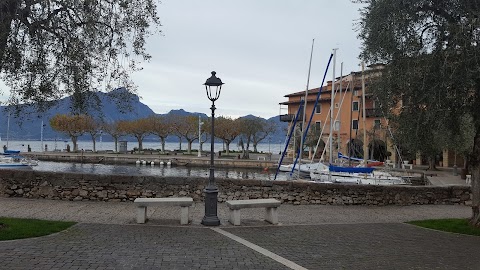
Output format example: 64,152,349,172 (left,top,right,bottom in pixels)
149,115,171,153
252,119,277,153
215,116,240,155
117,118,151,151
357,0,480,226
0,1,160,111
171,115,198,154
304,124,324,159
102,121,125,152
50,114,89,151
84,116,102,152
238,117,264,159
